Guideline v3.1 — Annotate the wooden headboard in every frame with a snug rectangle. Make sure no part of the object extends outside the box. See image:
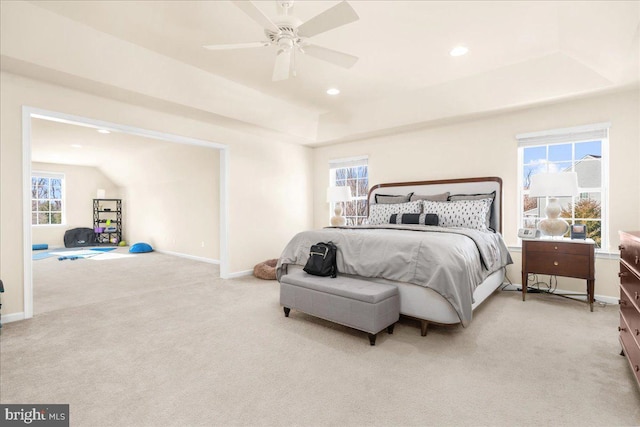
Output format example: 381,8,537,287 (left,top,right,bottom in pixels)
367,177,503,233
